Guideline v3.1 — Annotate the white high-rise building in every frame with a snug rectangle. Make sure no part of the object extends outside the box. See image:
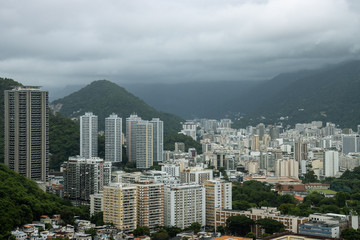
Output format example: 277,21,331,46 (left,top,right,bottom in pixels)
324,151,339,177
150,118,164,162
180,122,197,141
80,112,98,158
164,184,206,229
105,113,122,162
